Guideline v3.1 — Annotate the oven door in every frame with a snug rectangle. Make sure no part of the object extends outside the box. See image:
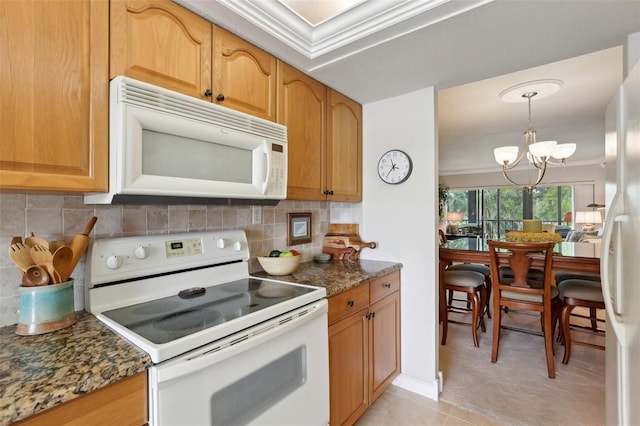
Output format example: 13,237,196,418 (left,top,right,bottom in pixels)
148,299,329,426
